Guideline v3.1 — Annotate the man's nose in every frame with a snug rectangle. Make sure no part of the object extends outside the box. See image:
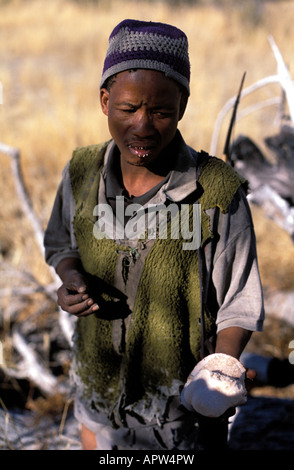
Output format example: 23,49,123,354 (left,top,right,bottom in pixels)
133,110,155,136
